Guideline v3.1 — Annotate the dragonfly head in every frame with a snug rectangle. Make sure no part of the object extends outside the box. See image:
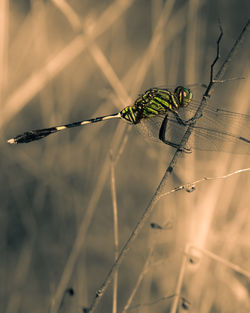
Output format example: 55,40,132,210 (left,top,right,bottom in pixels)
174,86,193,107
